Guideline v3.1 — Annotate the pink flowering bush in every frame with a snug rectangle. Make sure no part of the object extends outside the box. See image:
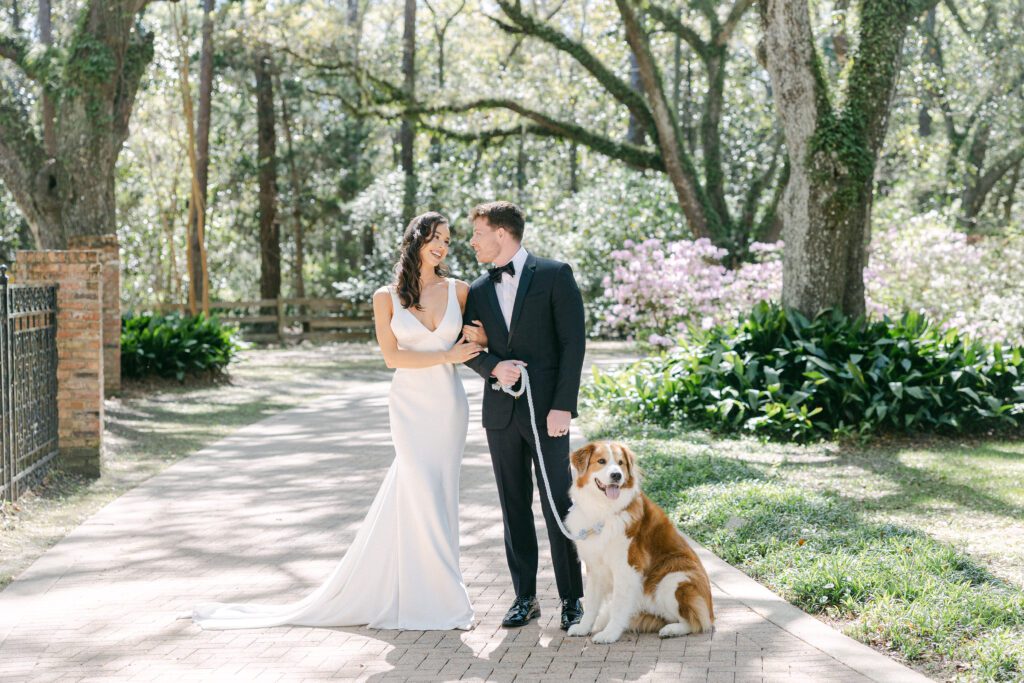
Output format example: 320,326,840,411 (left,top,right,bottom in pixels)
604,217,1024,347
602,238,782,346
